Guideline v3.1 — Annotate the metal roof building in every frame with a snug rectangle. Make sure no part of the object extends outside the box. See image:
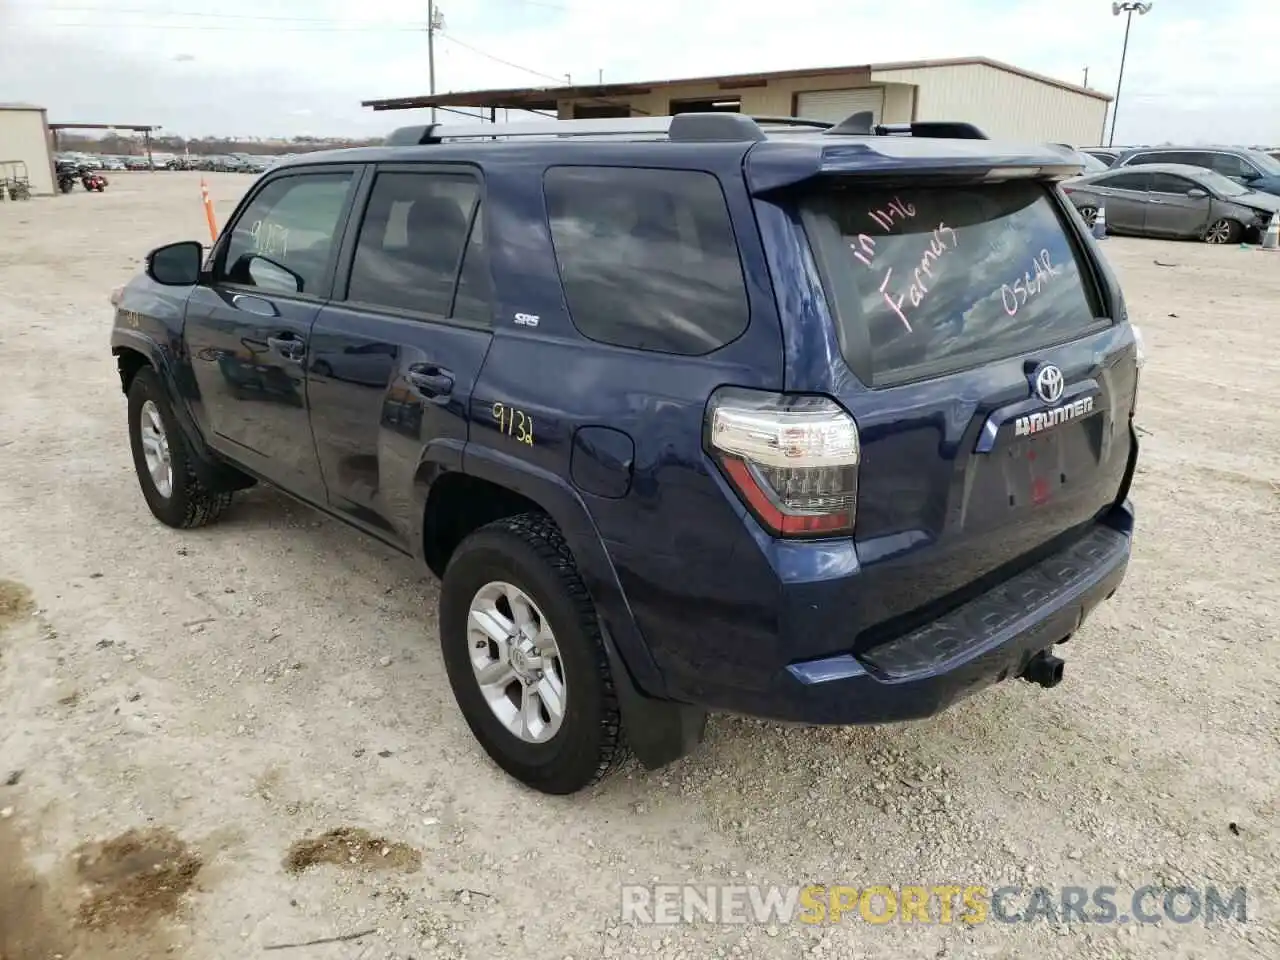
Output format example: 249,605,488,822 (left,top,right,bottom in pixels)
0,103,56,196
364,56,1112,147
